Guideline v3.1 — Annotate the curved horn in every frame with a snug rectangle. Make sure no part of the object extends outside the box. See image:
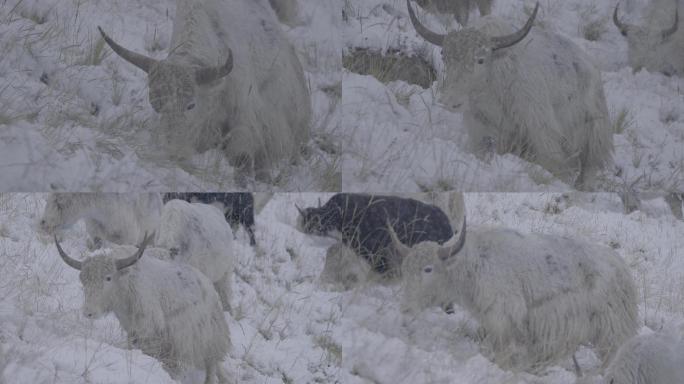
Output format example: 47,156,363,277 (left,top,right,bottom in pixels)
386,219,412,258
115,232,154,270
195,49,234,85
612,3,630,35
295,203,306,216
54,235,82,270
98,26,157,73
491,2,539,50
406,0,445,47
318,197,322,208
437,215,466,261
662,8,678,38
